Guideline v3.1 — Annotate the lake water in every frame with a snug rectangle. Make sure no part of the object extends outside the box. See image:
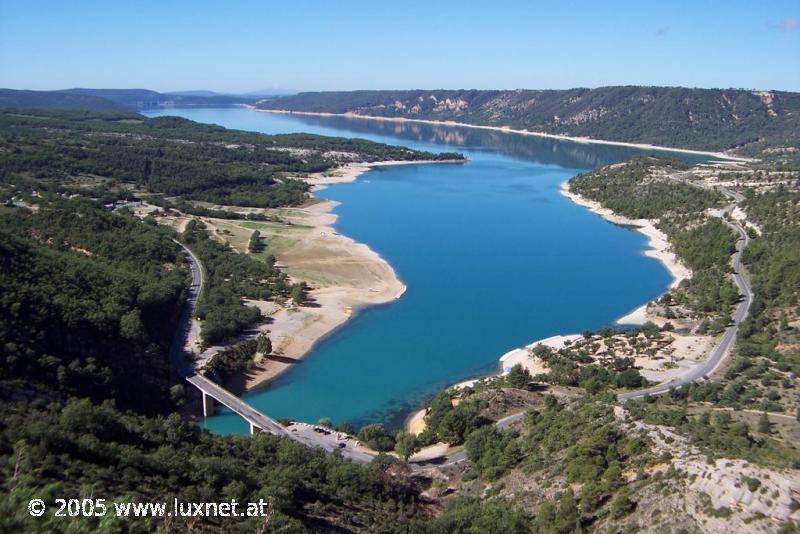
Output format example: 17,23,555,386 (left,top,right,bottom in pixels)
145,108,714,433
